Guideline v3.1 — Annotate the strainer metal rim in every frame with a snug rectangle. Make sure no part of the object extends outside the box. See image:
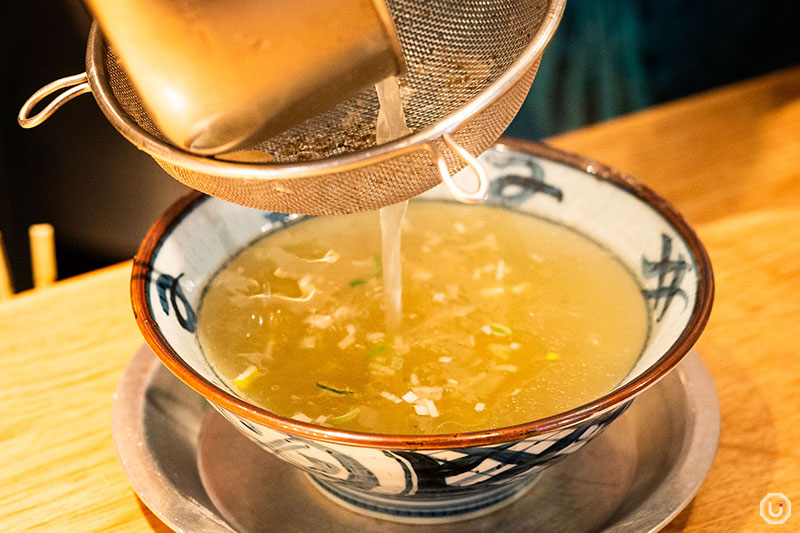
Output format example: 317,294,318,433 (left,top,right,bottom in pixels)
85,0,566,182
